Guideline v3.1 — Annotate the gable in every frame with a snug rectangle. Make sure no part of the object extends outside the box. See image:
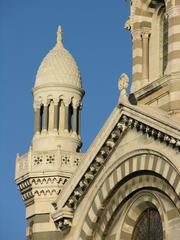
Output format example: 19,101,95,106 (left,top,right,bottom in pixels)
52,102,180,231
